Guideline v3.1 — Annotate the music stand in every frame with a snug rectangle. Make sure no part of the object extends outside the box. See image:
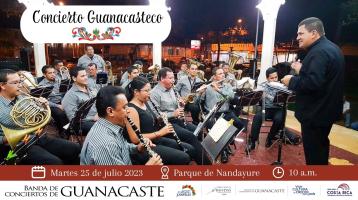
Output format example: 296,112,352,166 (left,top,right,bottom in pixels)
264,84,293,165
66,97,96,144
234,89,263,156
96,72,108,87
30,86,54,98
201,121,238,163
59,79,72,94
193,98,226,137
